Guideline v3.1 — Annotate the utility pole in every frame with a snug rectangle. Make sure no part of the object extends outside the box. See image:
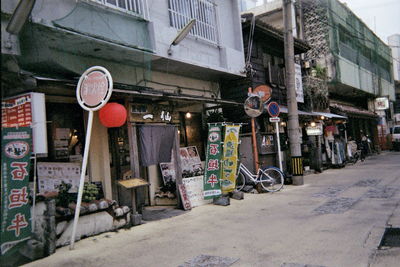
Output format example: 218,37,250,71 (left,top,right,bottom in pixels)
283,0,304,185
